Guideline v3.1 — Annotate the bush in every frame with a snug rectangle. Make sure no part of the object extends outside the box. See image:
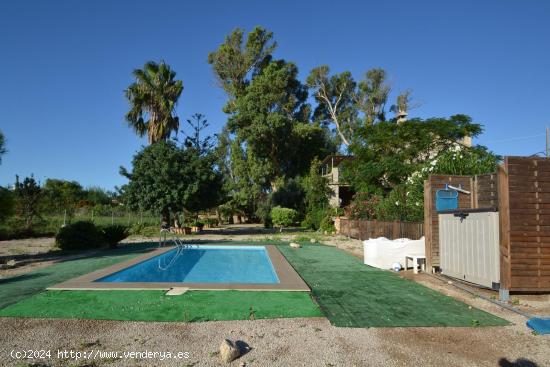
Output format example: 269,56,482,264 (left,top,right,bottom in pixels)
270,206,298,232
190,221,204,228
302,206,328,230
0,187,15,223
56,221,104,251
101,225,129,248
